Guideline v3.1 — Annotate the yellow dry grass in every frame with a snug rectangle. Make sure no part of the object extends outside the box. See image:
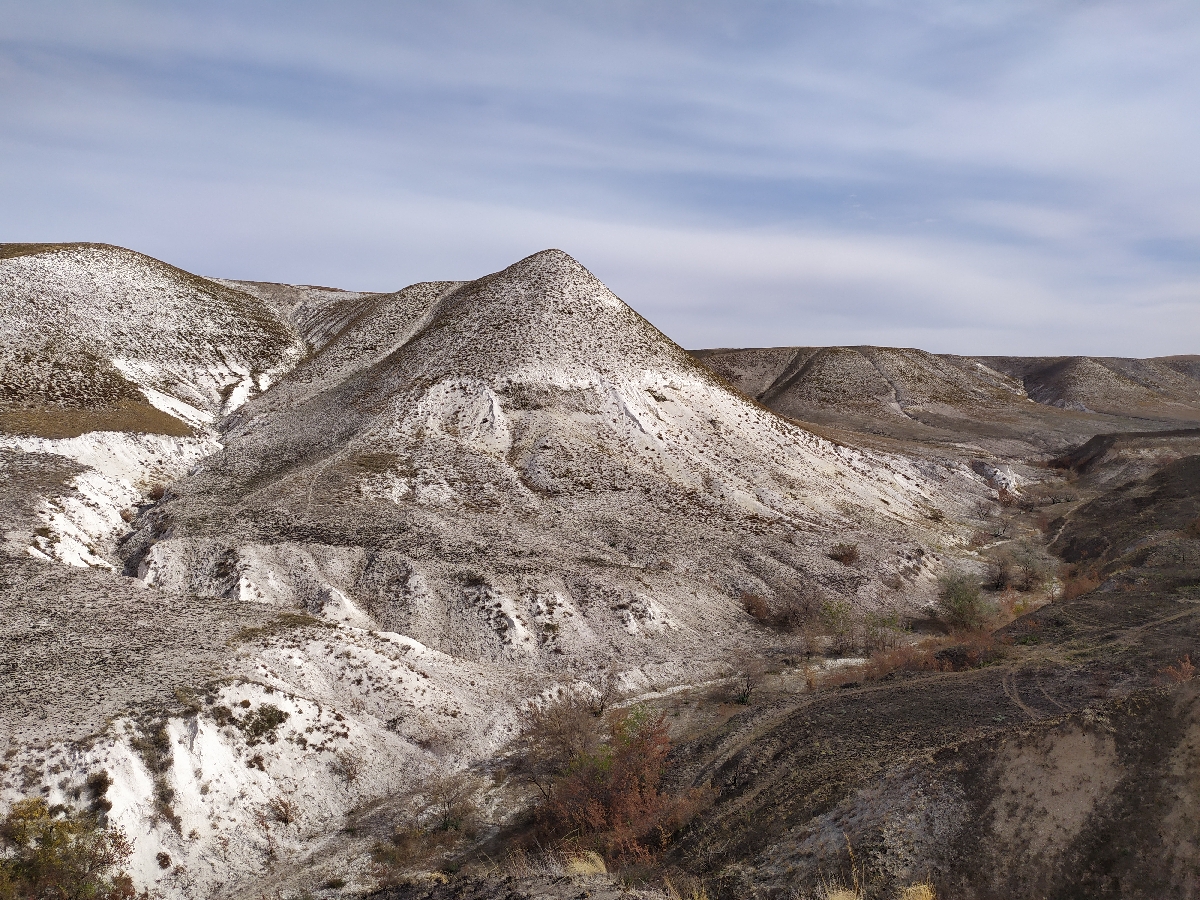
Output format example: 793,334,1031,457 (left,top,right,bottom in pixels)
0,400,192,439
